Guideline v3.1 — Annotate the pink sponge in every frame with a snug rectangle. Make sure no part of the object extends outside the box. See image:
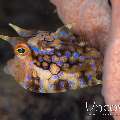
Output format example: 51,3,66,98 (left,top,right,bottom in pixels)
51,0,111,51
